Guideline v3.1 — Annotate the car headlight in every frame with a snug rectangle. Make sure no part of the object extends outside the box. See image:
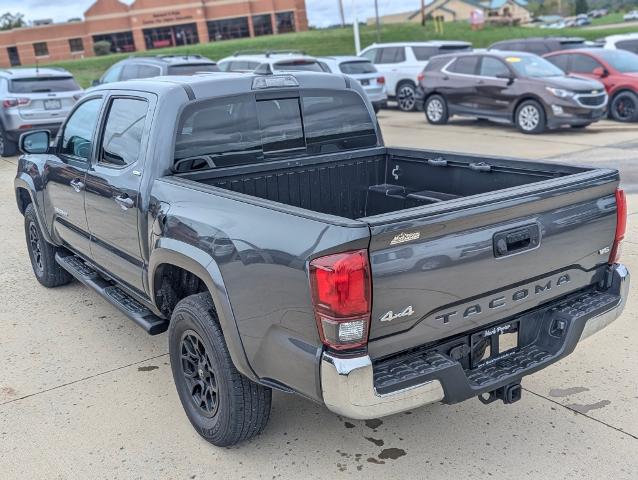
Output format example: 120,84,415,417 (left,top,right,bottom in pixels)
546,87,575,98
